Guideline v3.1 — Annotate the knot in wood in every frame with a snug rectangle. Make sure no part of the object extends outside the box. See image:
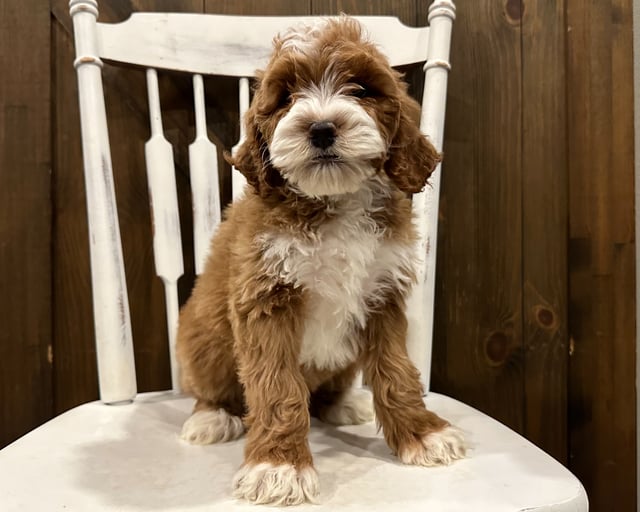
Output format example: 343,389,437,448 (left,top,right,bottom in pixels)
533,305,557,329
505,0,523,23
484,330,511,366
